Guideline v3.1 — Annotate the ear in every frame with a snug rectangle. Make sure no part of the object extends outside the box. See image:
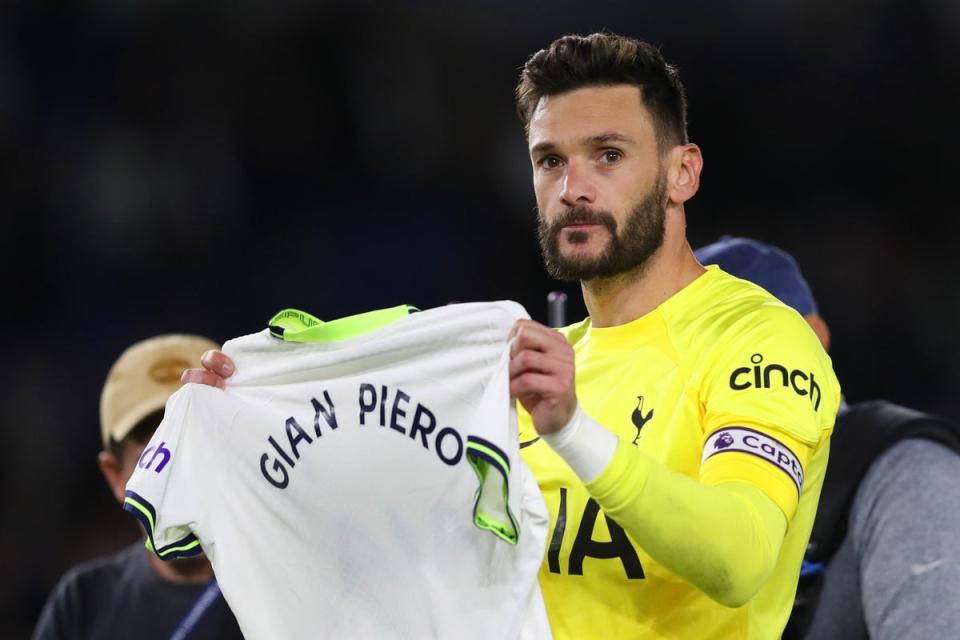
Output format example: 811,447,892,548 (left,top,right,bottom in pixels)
98,451,127,505
666,143,703,206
